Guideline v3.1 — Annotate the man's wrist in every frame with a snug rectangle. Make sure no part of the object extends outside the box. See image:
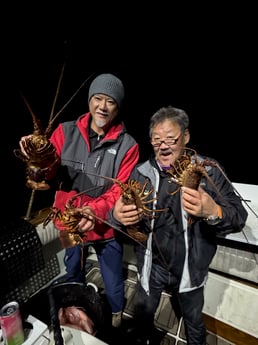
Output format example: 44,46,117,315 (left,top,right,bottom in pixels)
203,205,222,225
